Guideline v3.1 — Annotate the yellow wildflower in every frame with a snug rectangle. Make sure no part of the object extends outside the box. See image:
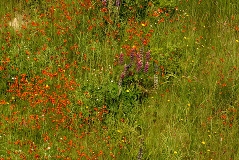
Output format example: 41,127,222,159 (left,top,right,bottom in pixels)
141,23,146,27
